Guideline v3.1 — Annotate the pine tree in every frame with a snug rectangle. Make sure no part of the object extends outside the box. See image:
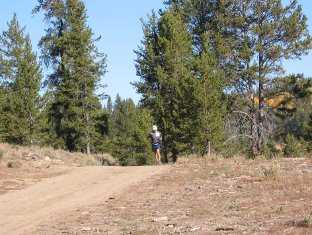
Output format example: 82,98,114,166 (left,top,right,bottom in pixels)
0,87,7,142
109,96,153,165
34,0,107,153
271,75,312,142
166,0,312,157
134,11,161,110
91,106,110,153
195,37,226,155
106,96,113,114
111,96,137,142
0,14,42,145
228,0,312,156
135,10,201,161
37,90,61,147
165,0,234,66
131,108,154,165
